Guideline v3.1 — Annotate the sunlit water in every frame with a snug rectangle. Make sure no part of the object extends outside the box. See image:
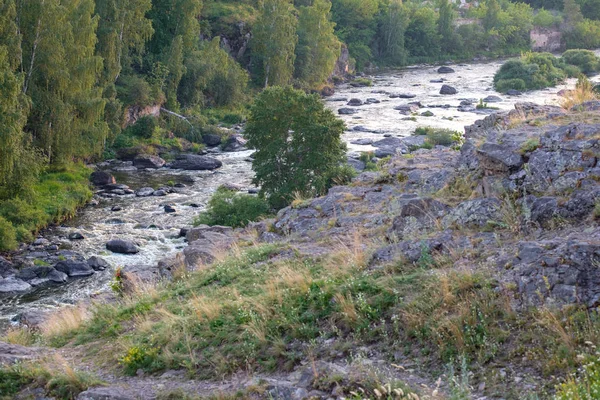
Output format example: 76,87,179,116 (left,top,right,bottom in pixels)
2,53,599,332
